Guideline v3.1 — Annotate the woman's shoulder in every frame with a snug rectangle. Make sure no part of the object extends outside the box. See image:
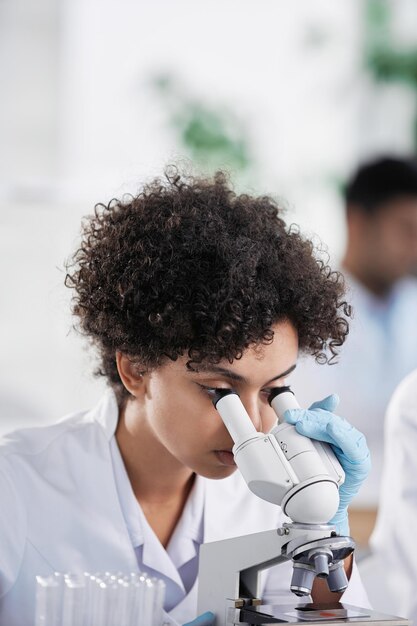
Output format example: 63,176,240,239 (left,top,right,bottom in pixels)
0,408,94,462
0,392,117,466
